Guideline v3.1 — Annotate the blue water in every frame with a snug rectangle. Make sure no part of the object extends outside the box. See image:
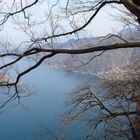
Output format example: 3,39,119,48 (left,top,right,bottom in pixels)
0,64,96,140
